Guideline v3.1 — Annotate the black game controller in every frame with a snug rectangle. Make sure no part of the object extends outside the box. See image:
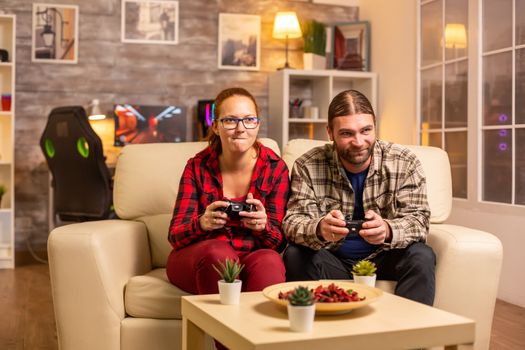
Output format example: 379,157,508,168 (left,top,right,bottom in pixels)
219,201,256,220
344,215,365,236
